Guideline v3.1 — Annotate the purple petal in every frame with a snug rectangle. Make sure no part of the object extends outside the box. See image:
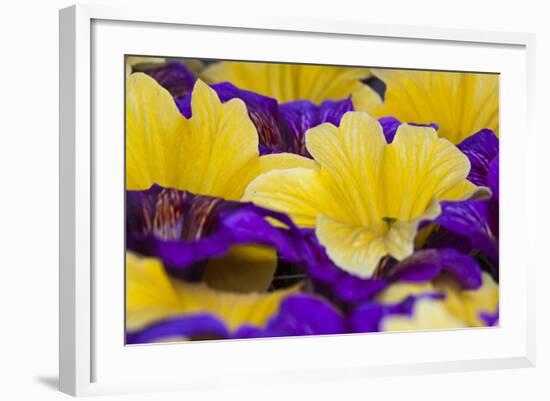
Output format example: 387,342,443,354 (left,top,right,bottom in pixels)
234,294,346,338
436,200,499,268
457,129,499,187
127,185,302,279
425,227,473,255
487,156,499,201
479,308,499,326
378,116,401,143
126,314,229,344
146,62,196,99
279,98,353,156
382,248,483,290
347,302,386,332
430,145,499,273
